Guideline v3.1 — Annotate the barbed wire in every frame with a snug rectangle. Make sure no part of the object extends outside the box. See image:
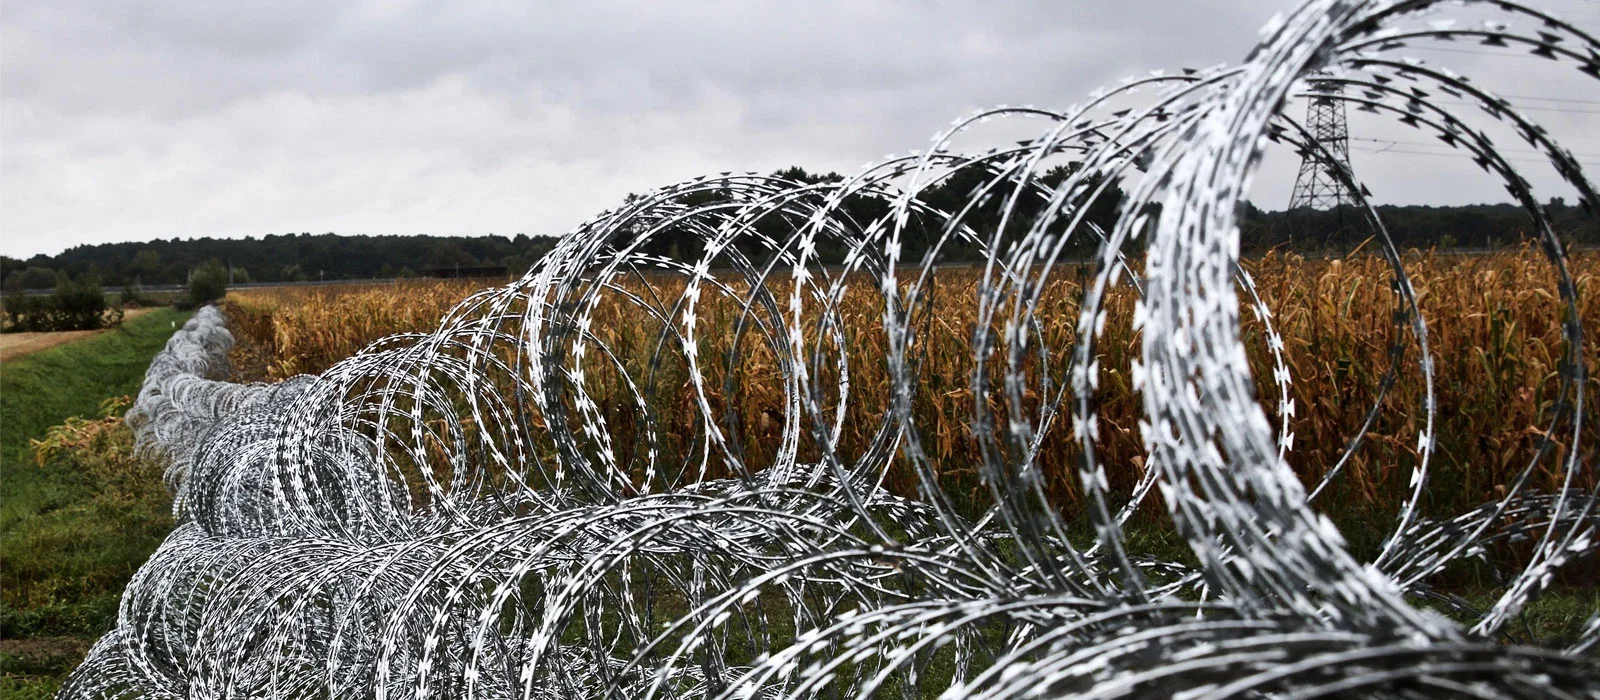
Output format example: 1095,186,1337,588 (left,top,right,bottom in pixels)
61,1,1599,697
